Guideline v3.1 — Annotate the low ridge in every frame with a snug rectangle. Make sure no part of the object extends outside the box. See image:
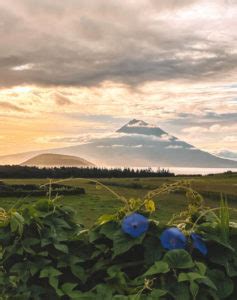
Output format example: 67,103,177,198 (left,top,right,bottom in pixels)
21,153,94,167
